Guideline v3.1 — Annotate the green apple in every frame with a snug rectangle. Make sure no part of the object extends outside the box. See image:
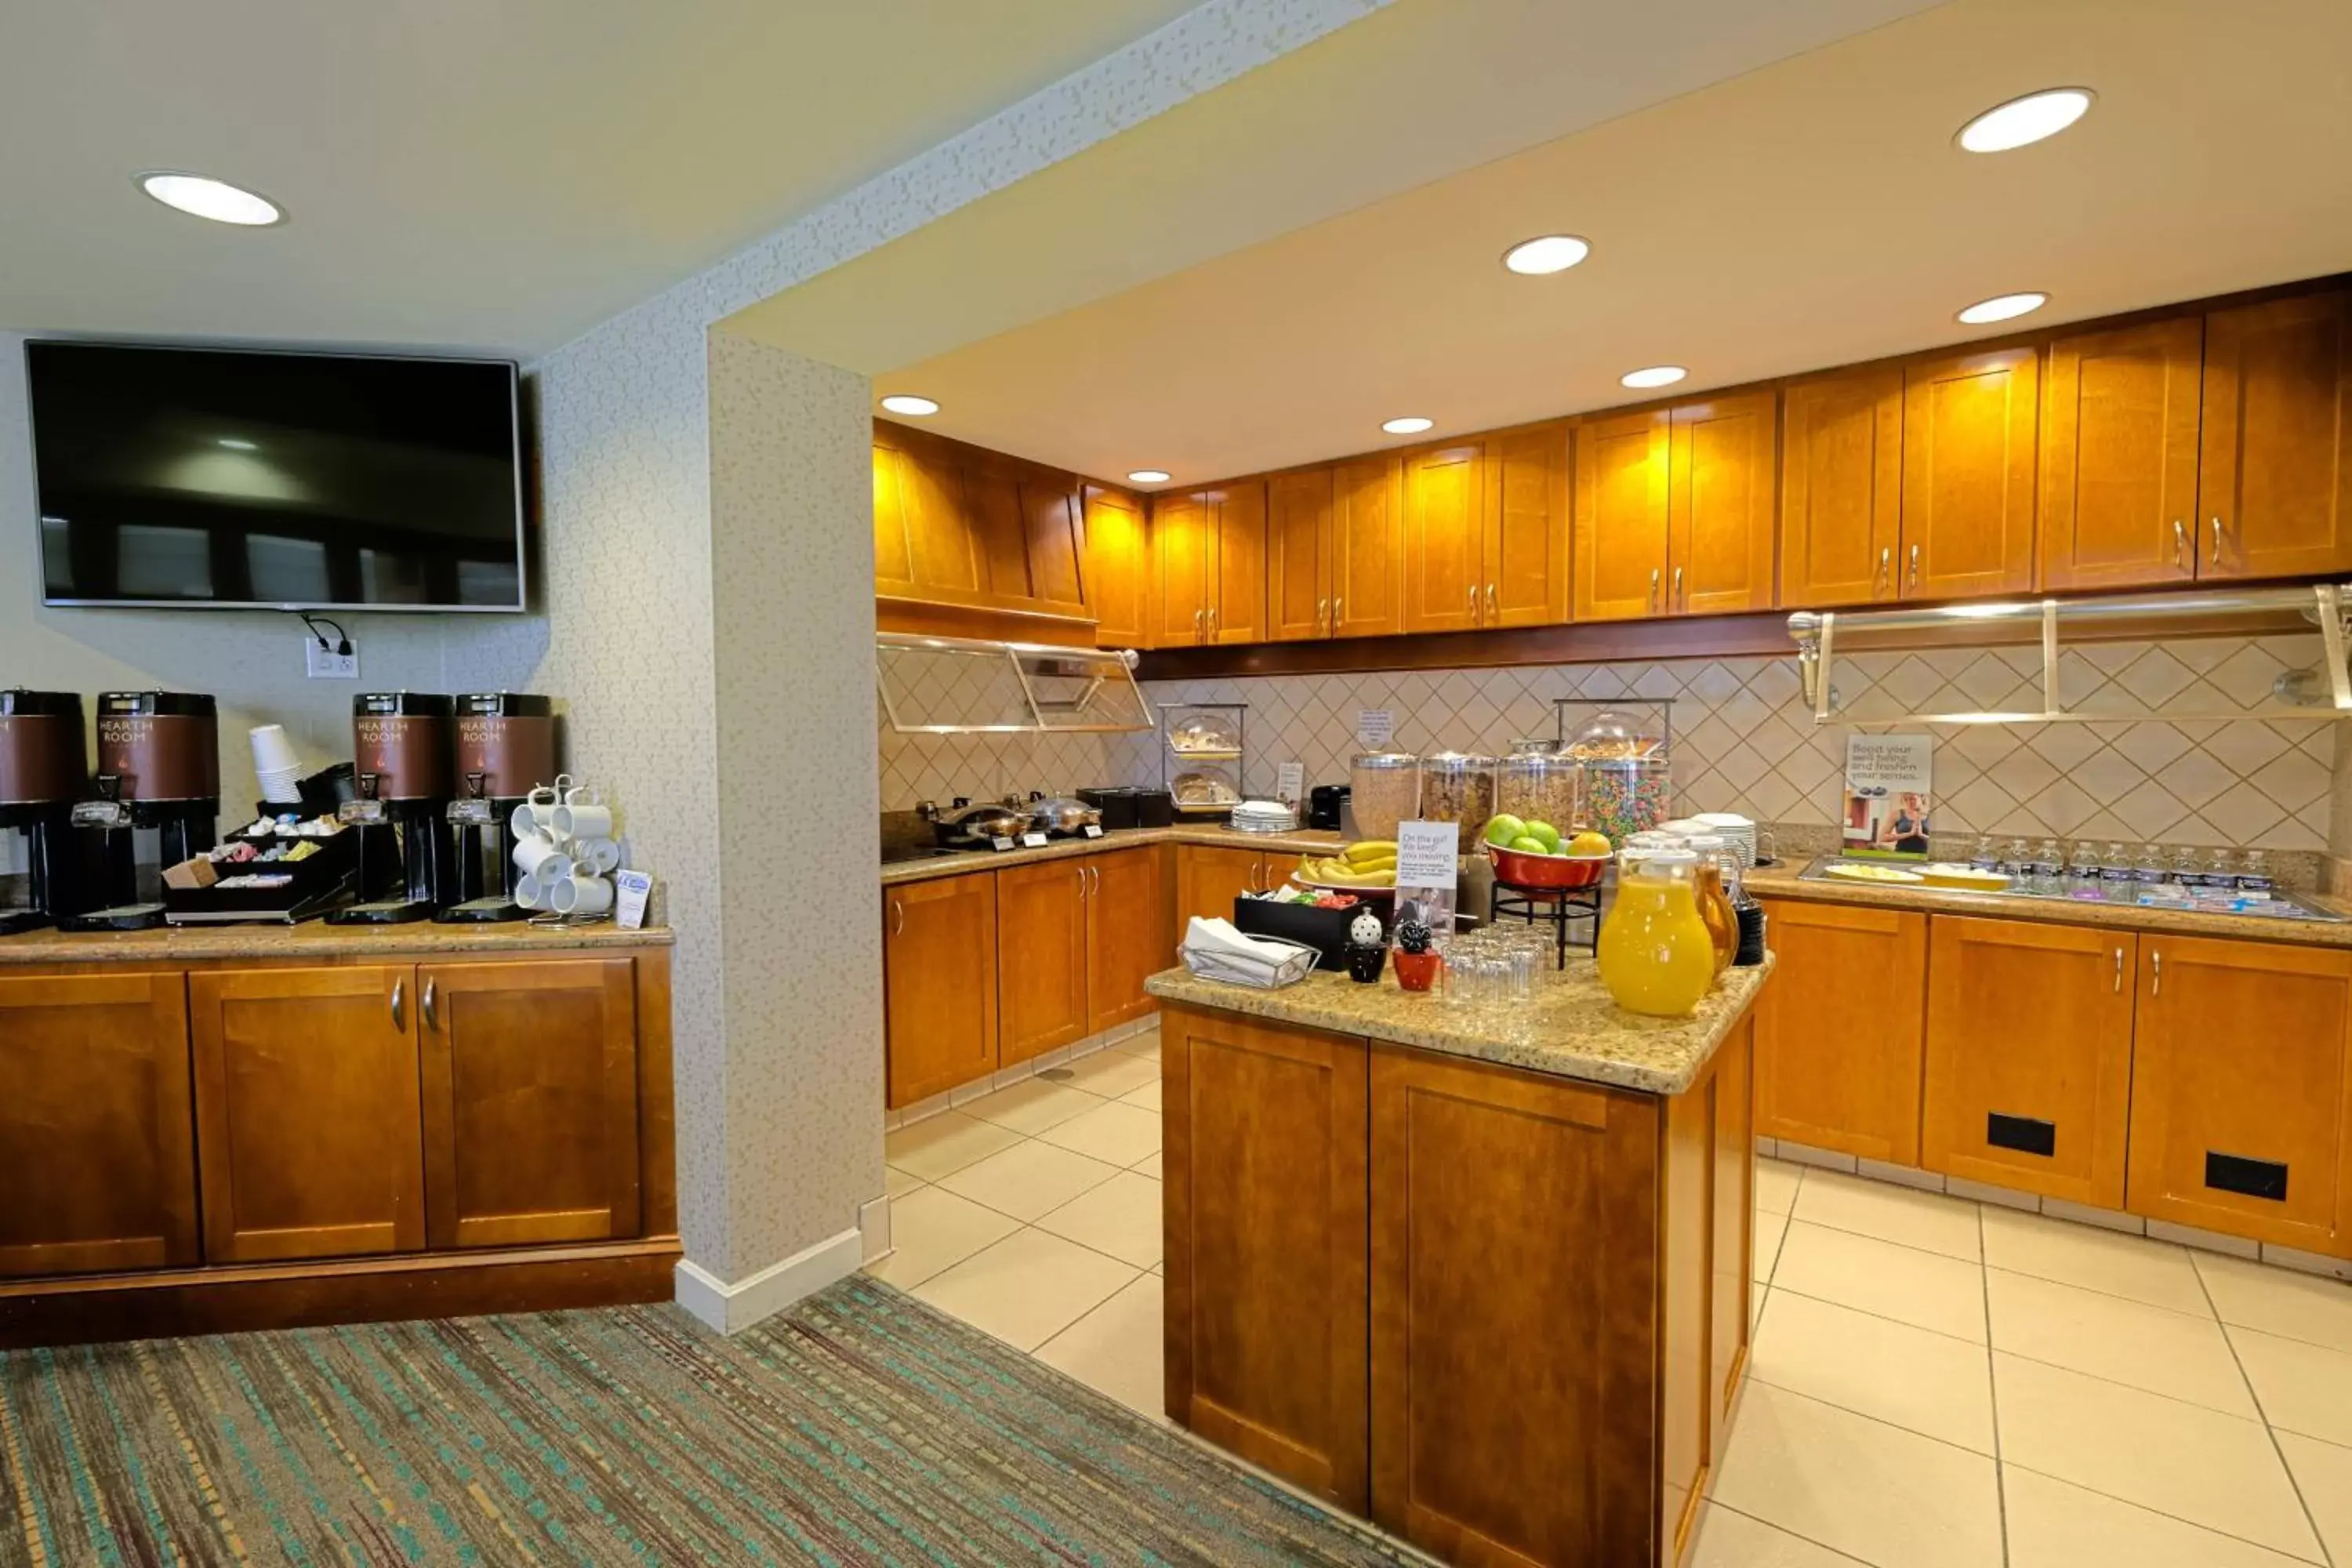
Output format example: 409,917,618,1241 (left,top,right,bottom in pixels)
1483,813,1528,848
1509,835,1551,855
1524,819,1563,851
